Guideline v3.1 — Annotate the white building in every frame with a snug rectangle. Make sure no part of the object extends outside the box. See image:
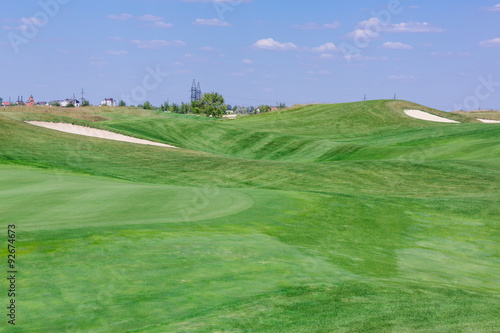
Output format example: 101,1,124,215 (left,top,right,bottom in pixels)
101,98,116,107
60,99,80,107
